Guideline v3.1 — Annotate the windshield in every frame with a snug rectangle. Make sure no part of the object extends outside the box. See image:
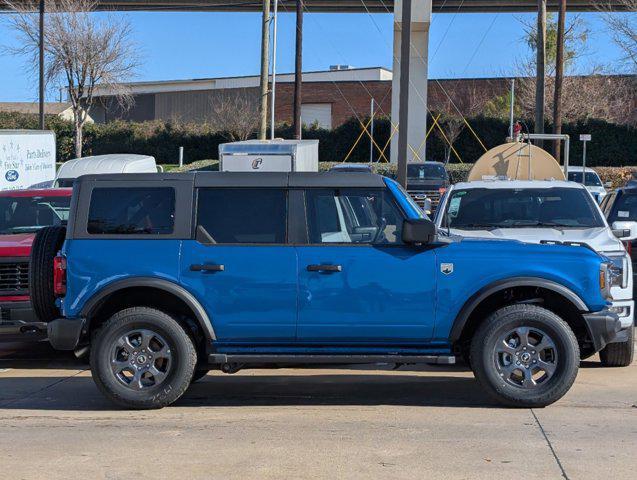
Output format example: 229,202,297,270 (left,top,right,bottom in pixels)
567,171,602,187
442,187,604,229
407,164,448,180
608,192,637,223
0,195,71,234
